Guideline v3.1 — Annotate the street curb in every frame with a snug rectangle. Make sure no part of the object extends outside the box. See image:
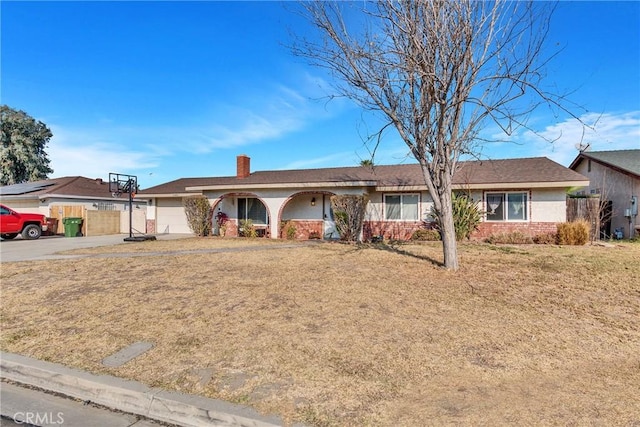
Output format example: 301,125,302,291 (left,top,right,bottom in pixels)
0,352,284,427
